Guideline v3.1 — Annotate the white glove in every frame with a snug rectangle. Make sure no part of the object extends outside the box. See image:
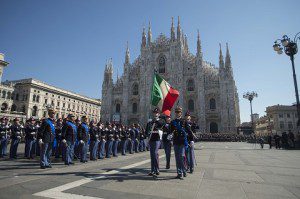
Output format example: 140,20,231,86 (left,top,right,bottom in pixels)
190,141,195,146
80,140,84,144
17,136,21,140
31,132,36,135
62,139,67,144
39,139,43,144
